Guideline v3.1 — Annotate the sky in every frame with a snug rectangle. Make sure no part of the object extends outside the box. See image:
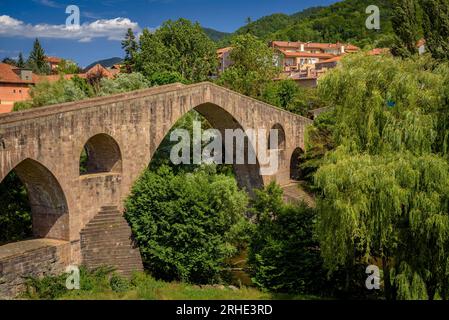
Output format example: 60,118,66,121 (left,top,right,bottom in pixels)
0,0,339,67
